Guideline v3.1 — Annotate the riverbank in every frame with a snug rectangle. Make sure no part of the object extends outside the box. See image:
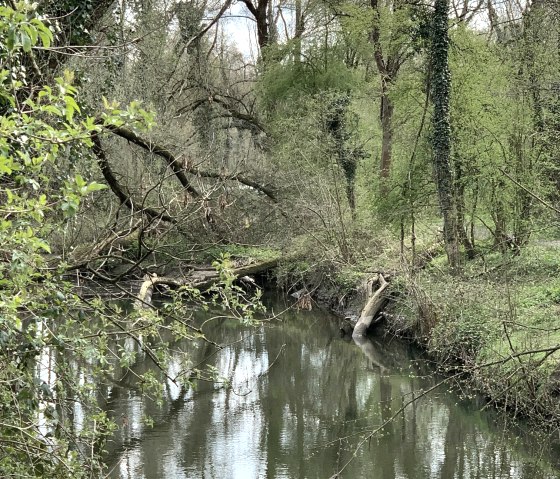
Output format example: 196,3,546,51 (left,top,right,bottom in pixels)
272,238,560,432
132,238,560,430
104,293,560,479
392,241,560,428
